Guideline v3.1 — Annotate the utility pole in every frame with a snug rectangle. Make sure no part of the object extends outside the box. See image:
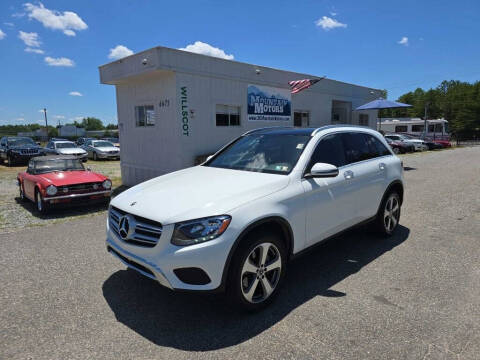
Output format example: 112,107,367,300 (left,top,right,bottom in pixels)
43,108,48,140
423,102,429,139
